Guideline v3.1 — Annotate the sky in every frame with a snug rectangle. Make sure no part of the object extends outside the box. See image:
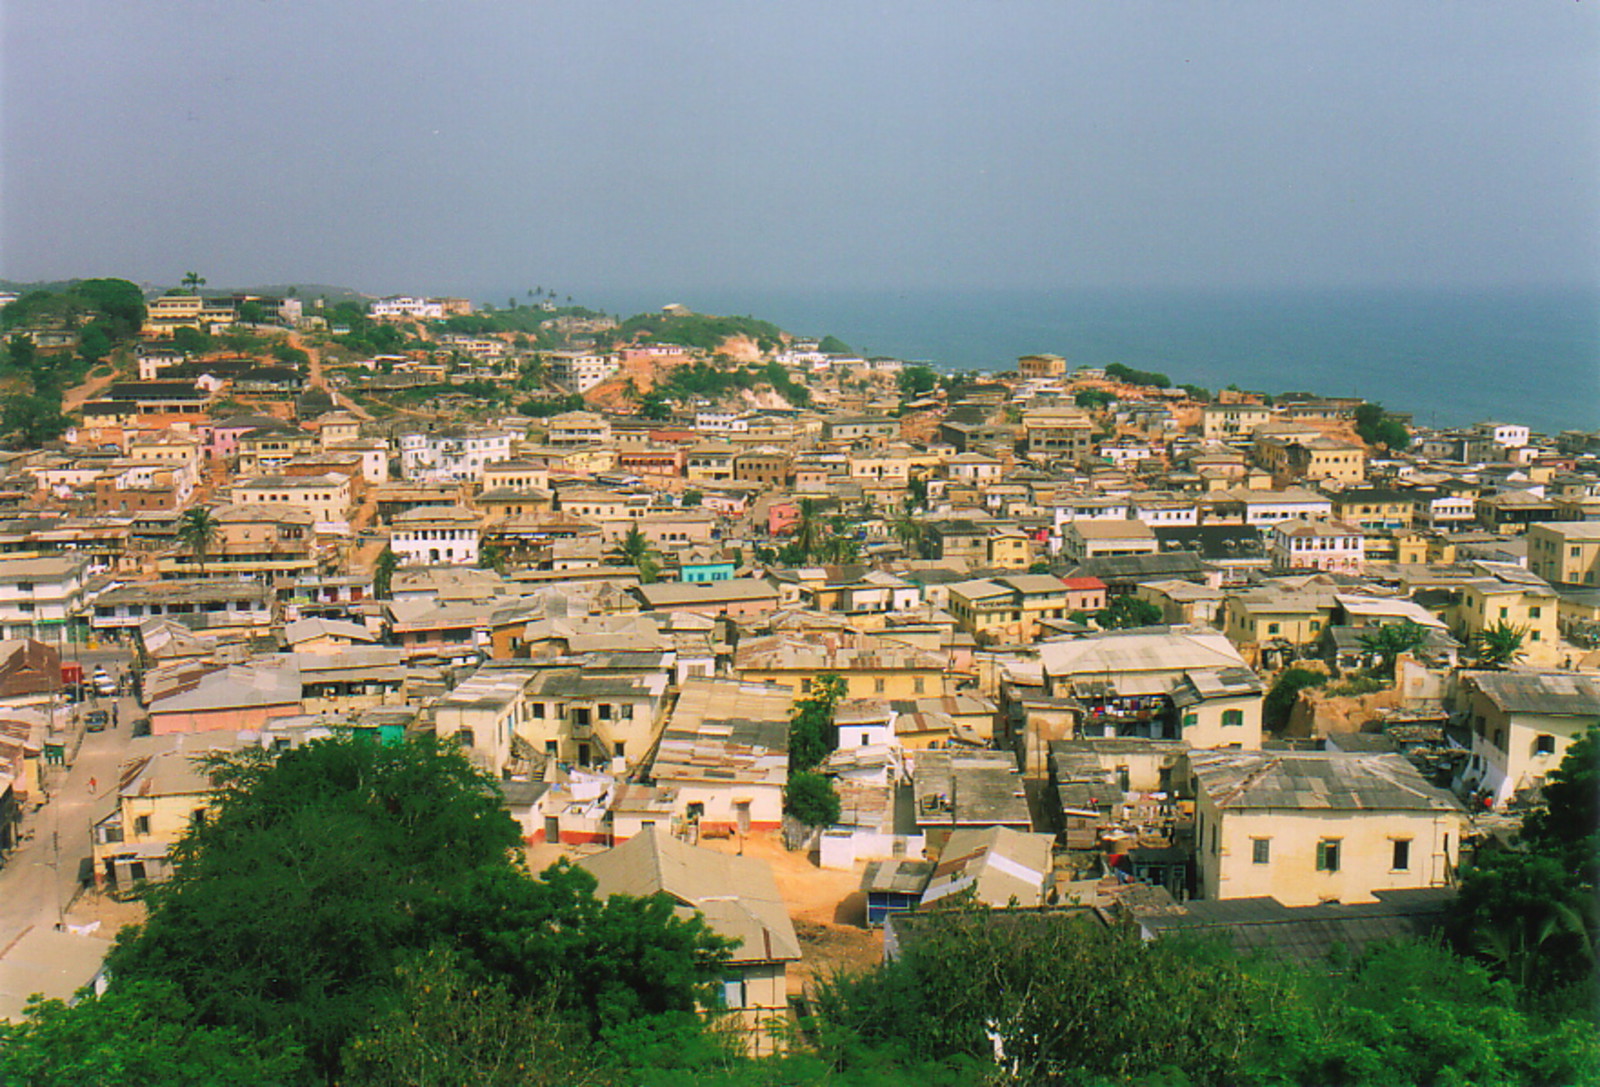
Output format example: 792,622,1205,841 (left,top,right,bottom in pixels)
2,1,1597,300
